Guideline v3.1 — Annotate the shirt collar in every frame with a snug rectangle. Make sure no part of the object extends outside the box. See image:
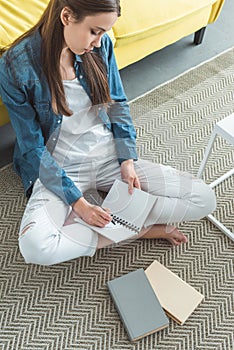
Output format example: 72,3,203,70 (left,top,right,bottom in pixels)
74,46,101,63
75,54,83,63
